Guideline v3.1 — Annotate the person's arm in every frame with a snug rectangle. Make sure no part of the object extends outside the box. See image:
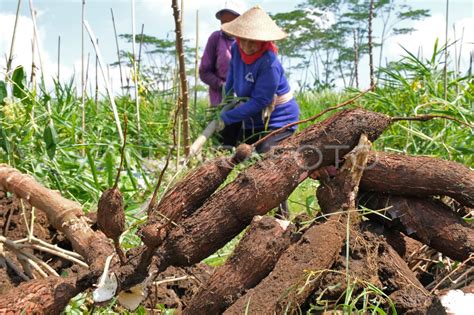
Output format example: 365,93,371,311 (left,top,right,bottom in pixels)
199,32,225,90
221,63,280,124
